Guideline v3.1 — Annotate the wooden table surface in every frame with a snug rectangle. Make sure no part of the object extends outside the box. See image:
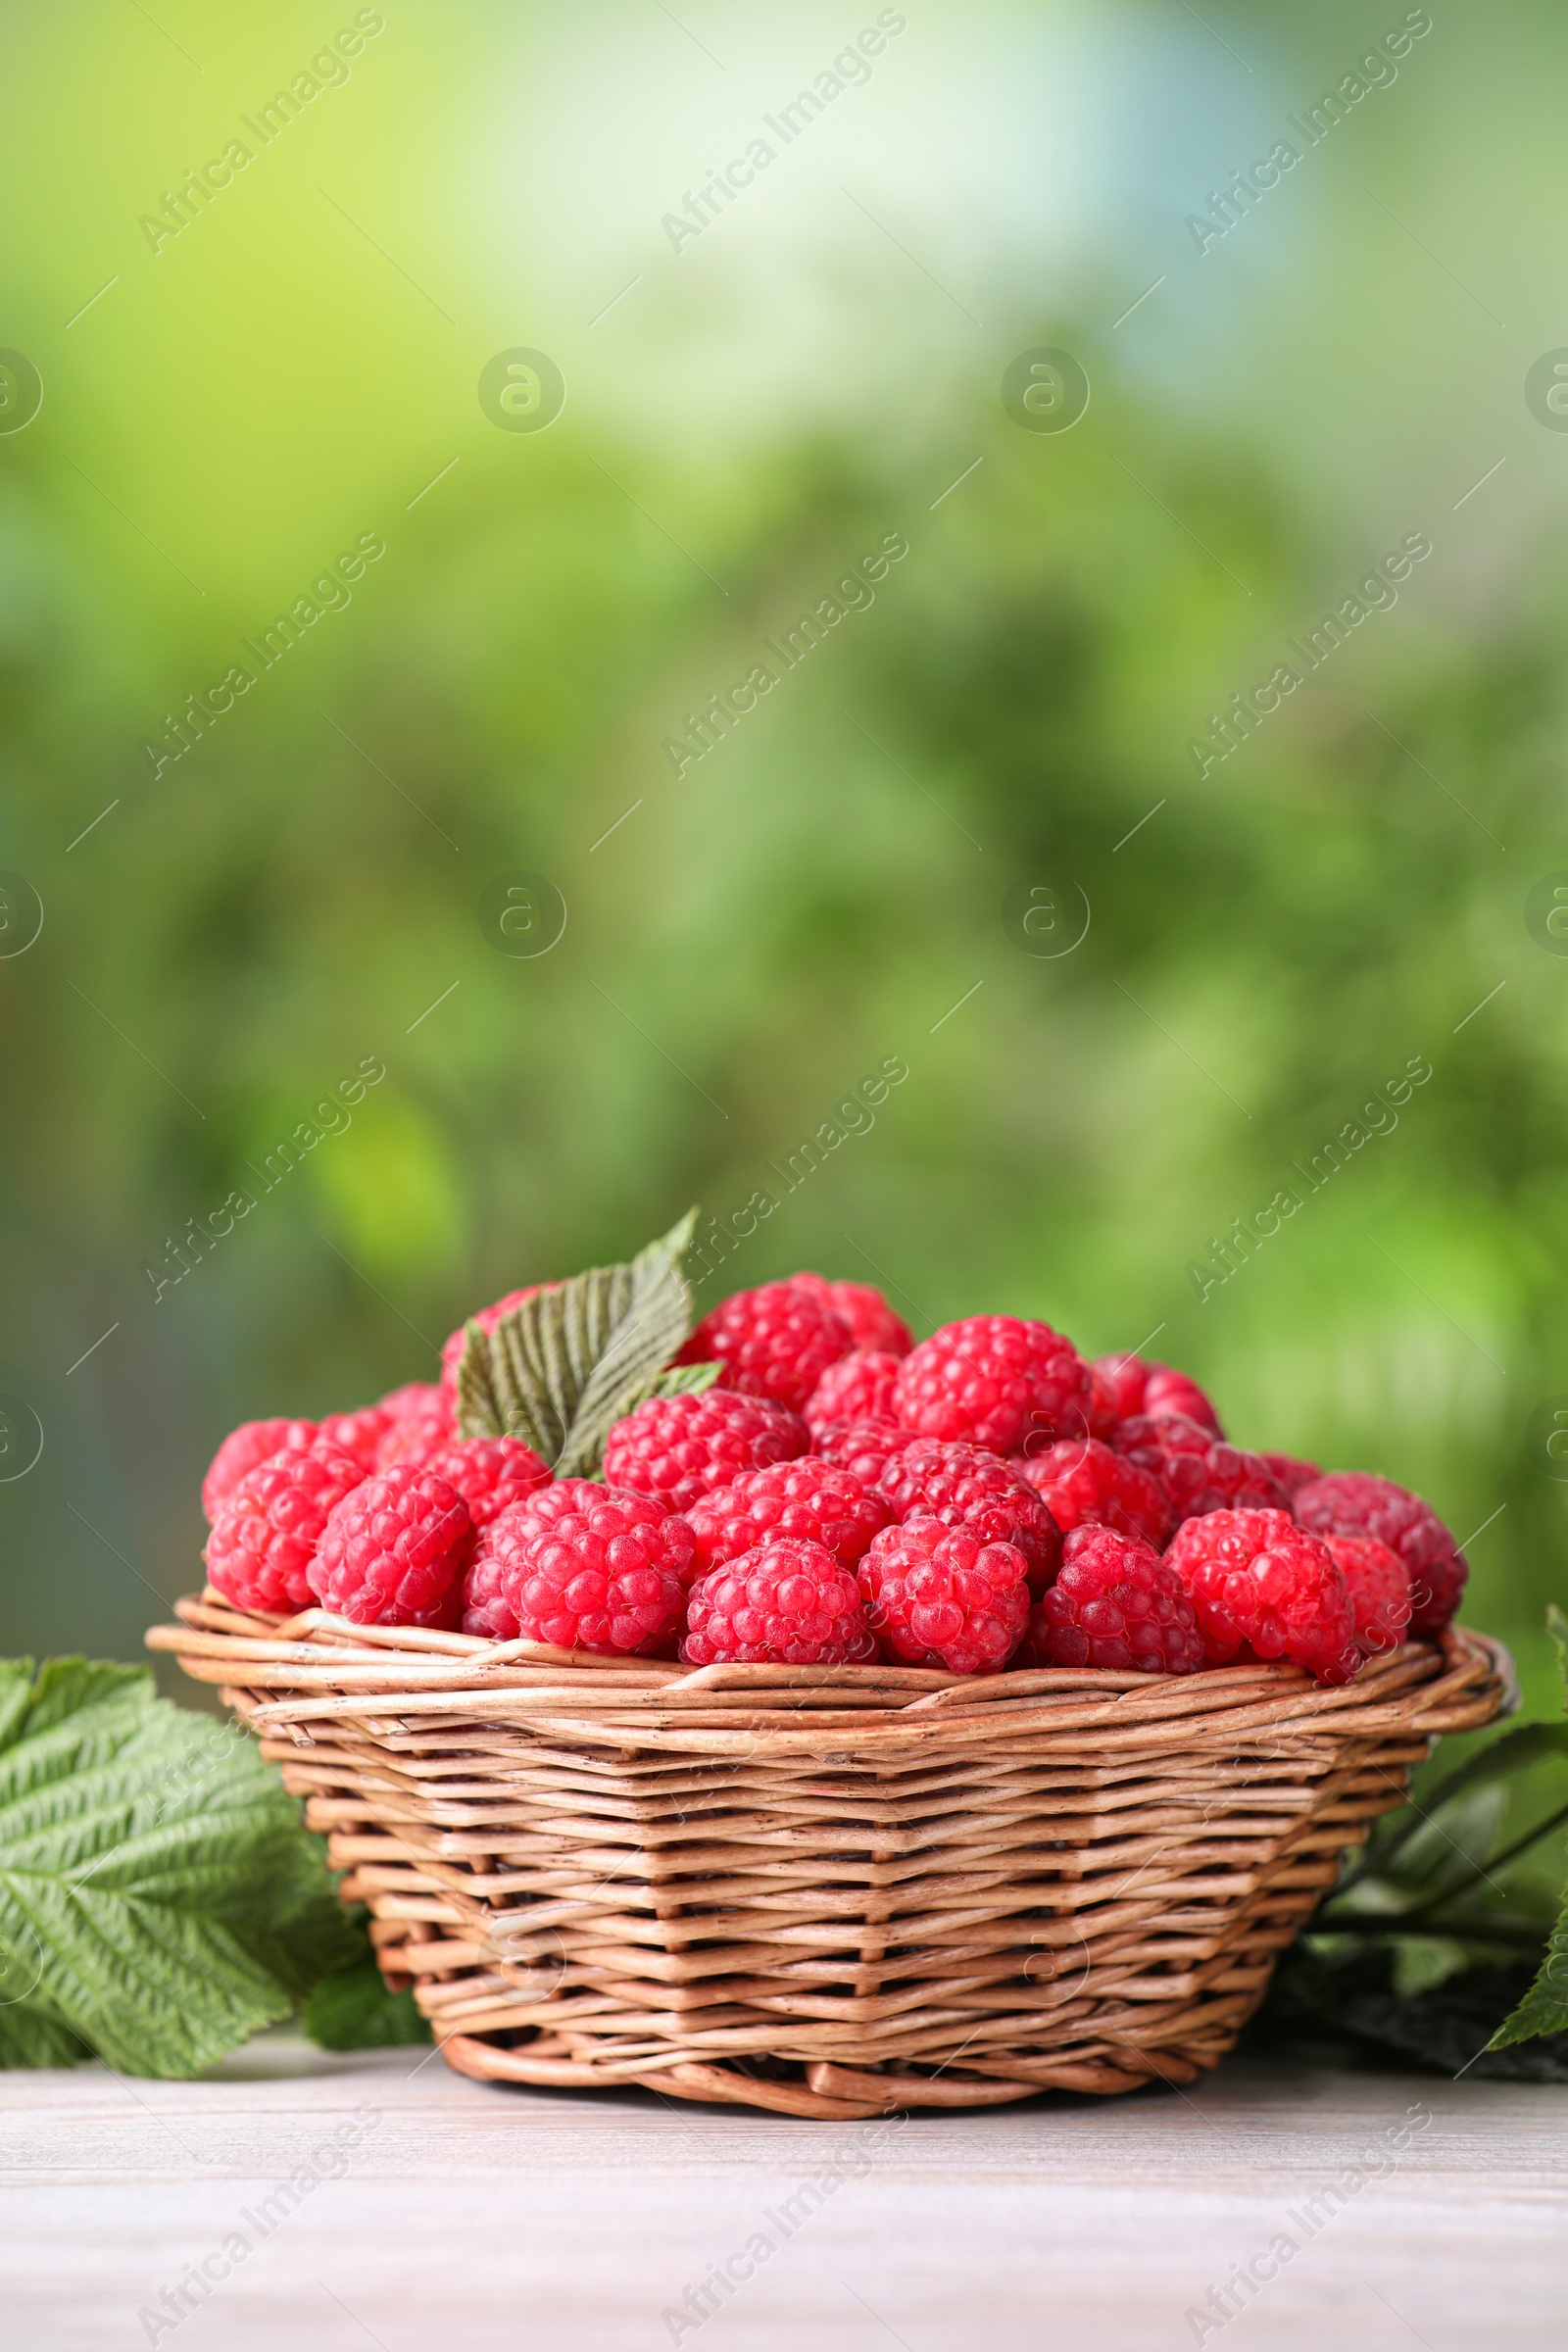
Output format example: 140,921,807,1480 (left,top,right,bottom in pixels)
3,2038,1564,2350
